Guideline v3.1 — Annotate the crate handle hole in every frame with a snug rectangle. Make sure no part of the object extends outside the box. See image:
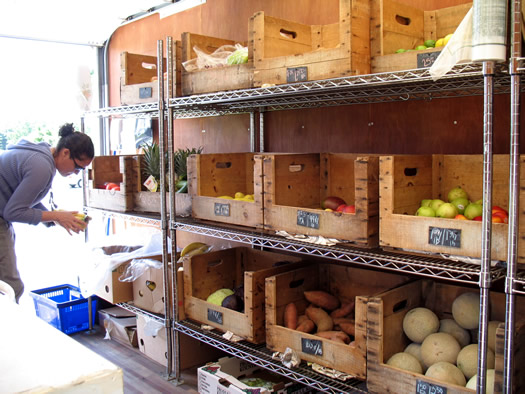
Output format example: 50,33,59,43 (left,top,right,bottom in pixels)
289,164,304,172
138,290,144,297
289,279,305,288
404,167,418,176
104,285,110,294
142,62,157,70
207,259,223,268
280,29,297,40
395,15,411,26
216,162,232,169
393,299,408,312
